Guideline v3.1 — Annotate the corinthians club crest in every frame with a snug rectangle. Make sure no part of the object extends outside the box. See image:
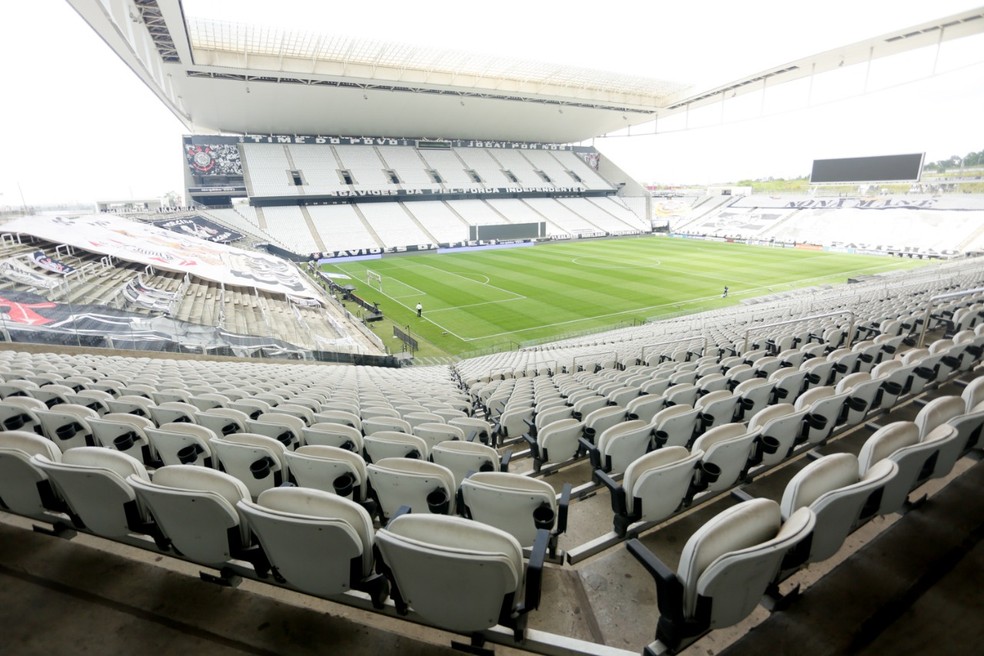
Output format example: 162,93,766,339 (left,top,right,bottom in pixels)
187,145,216,173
